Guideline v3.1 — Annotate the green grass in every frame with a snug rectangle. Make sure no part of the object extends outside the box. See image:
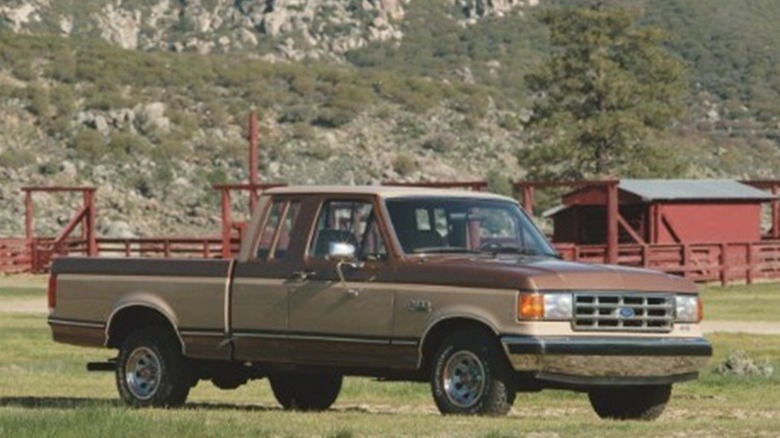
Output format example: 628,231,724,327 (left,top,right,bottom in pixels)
0,275,46,300
700,282,780,321
1,278,779,436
